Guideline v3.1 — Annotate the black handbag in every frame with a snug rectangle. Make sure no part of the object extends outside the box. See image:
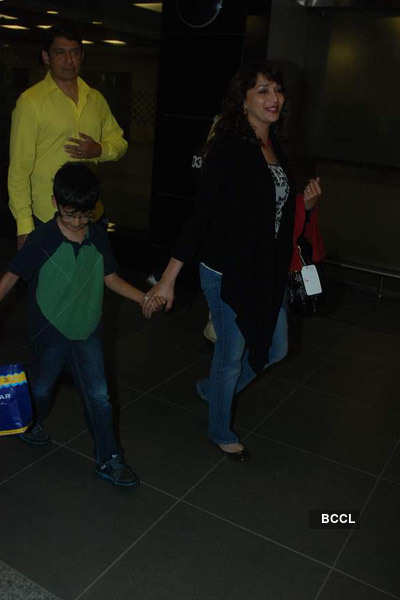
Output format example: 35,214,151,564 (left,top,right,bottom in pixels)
287,224,322,316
